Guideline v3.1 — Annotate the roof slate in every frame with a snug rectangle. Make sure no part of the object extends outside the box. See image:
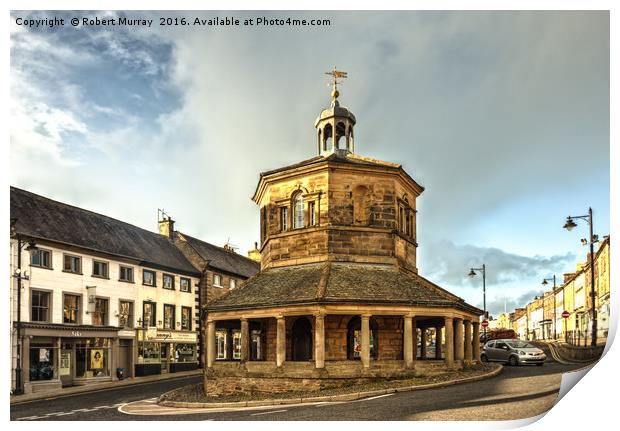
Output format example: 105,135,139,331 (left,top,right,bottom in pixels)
10,187,200,275
179,233,260,278
208,262,482,315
